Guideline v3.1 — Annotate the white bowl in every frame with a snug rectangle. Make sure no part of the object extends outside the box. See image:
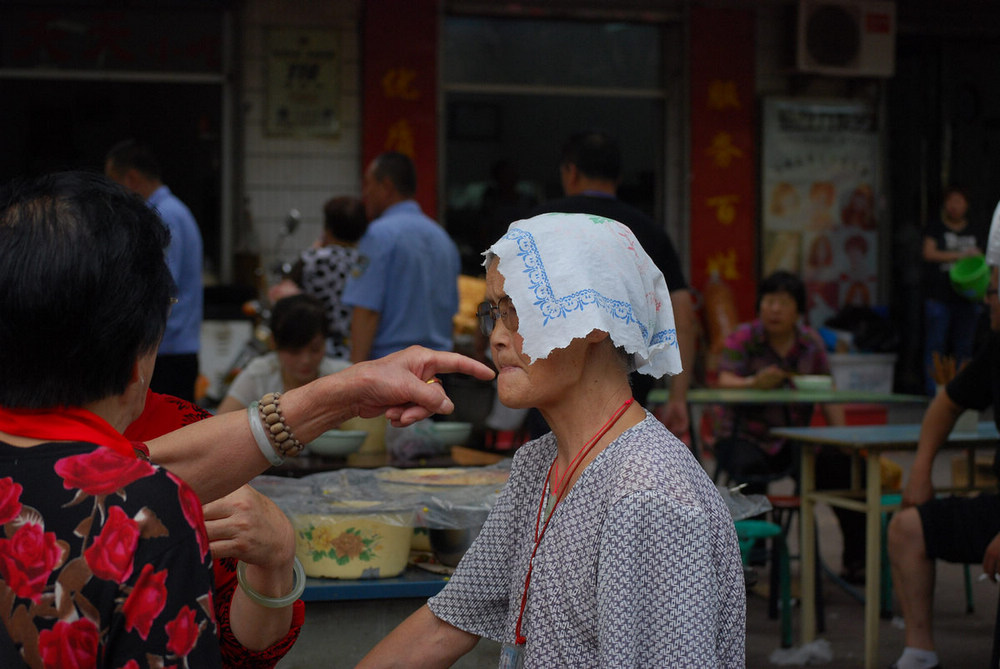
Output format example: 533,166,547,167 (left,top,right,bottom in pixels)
793,375,834,391
308,429,368,458
431,421,473,446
